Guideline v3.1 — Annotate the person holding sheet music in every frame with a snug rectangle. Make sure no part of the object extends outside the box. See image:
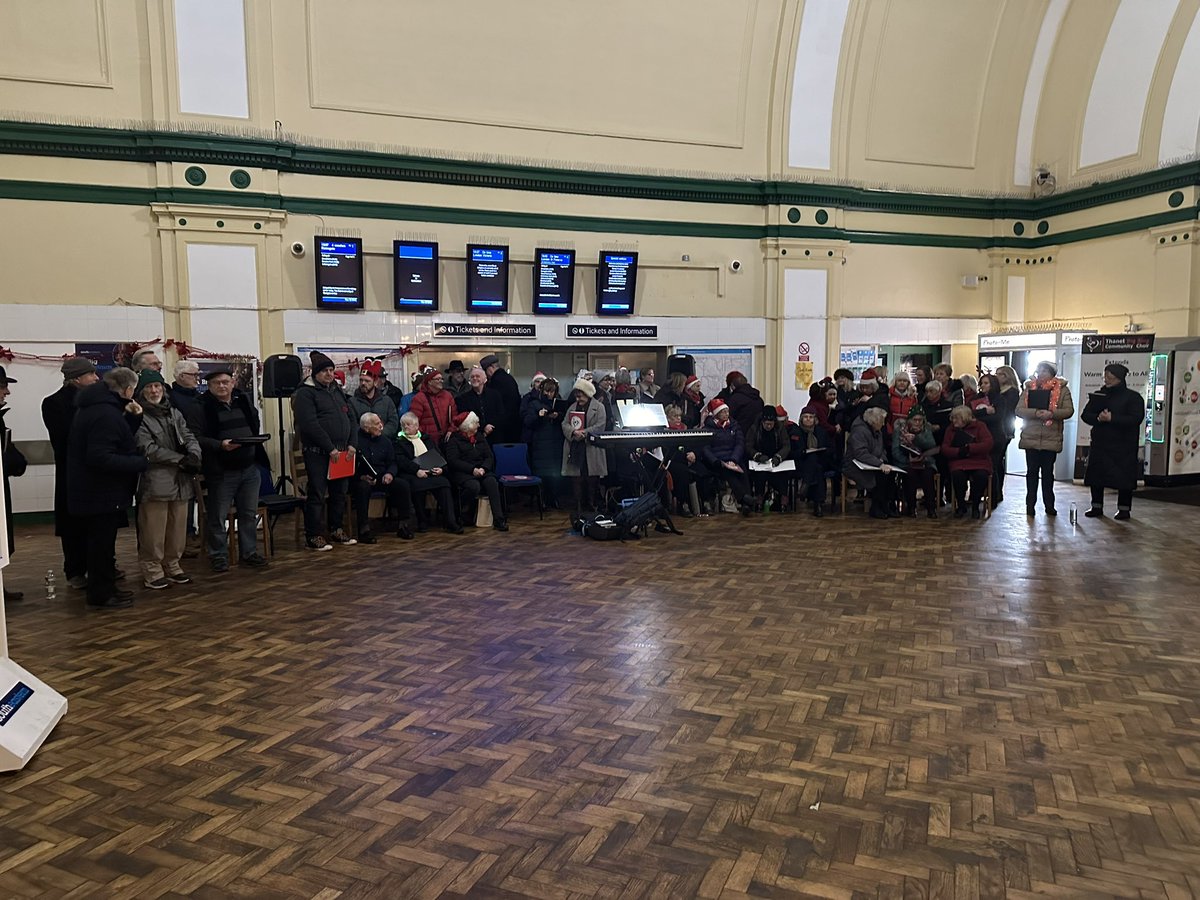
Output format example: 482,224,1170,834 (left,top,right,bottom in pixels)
562,378,608,515
1016,360,1074,517
970,373,1010,508
843,406,897,519
1081,363,1144,520
396,412,462,534
191,366,272,571
747,405,792,509
352,412,414,543
701,397,755,517
891,409,939,518
791,407,831,517
920,380,954,505
293,351,358,551
941,406,994,519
